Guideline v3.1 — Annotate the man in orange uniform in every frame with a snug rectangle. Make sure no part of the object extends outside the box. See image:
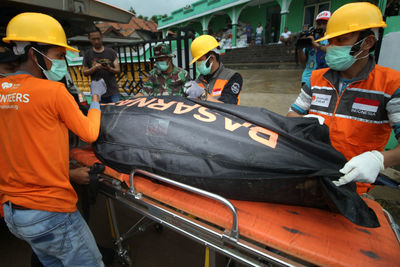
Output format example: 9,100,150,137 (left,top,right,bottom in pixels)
0,13,104,266
287,3,400,194
185,35,242,104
